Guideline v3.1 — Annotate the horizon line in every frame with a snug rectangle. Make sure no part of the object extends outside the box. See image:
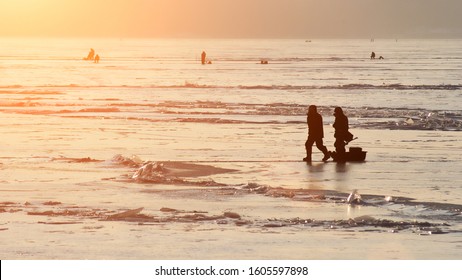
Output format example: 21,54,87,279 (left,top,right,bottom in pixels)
1,35,462,40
